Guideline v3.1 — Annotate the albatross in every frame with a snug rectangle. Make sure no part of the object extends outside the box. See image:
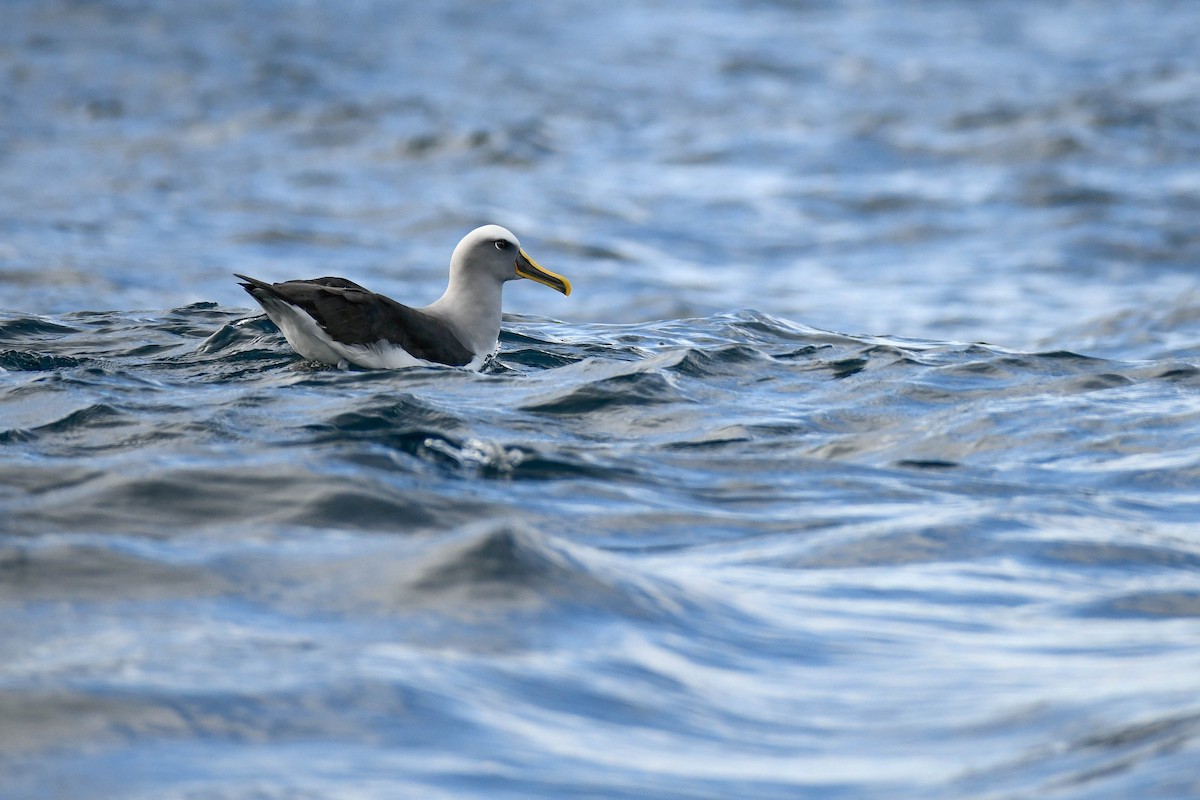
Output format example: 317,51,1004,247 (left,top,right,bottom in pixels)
235,224,571,369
